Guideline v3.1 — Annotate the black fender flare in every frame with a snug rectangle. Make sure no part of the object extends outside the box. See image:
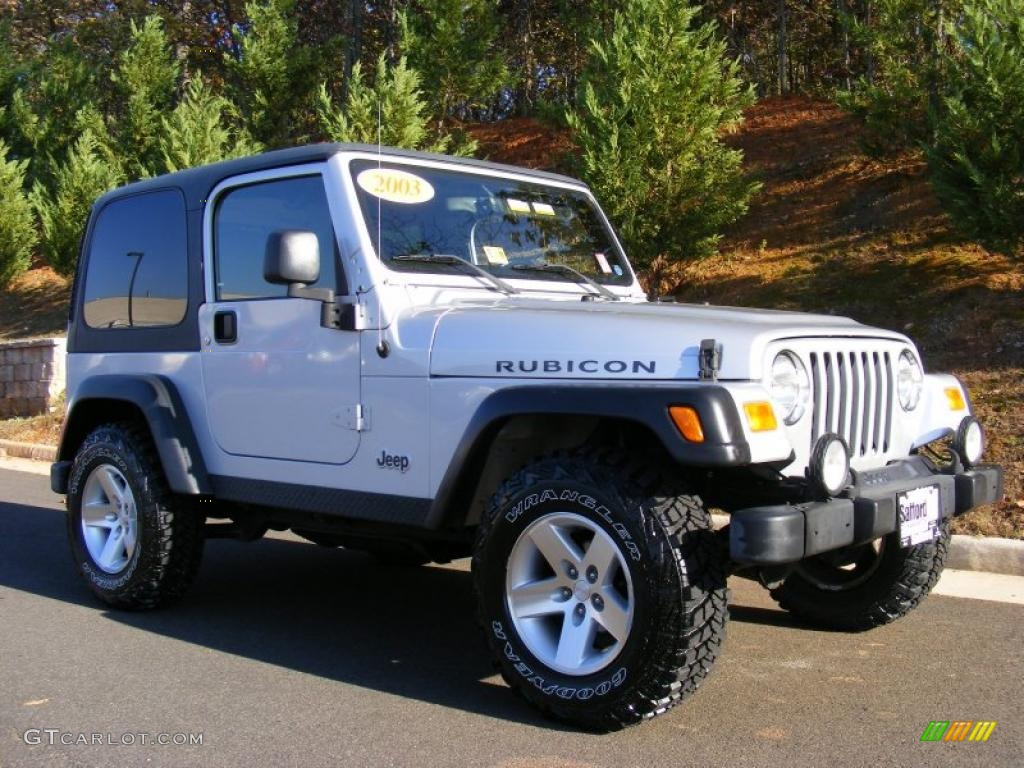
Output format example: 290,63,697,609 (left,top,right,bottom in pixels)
53,374,210,496
426,383,752,528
